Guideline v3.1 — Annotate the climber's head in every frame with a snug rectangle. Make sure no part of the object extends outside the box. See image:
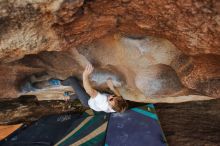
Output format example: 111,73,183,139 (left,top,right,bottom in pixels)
108,95,128,113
